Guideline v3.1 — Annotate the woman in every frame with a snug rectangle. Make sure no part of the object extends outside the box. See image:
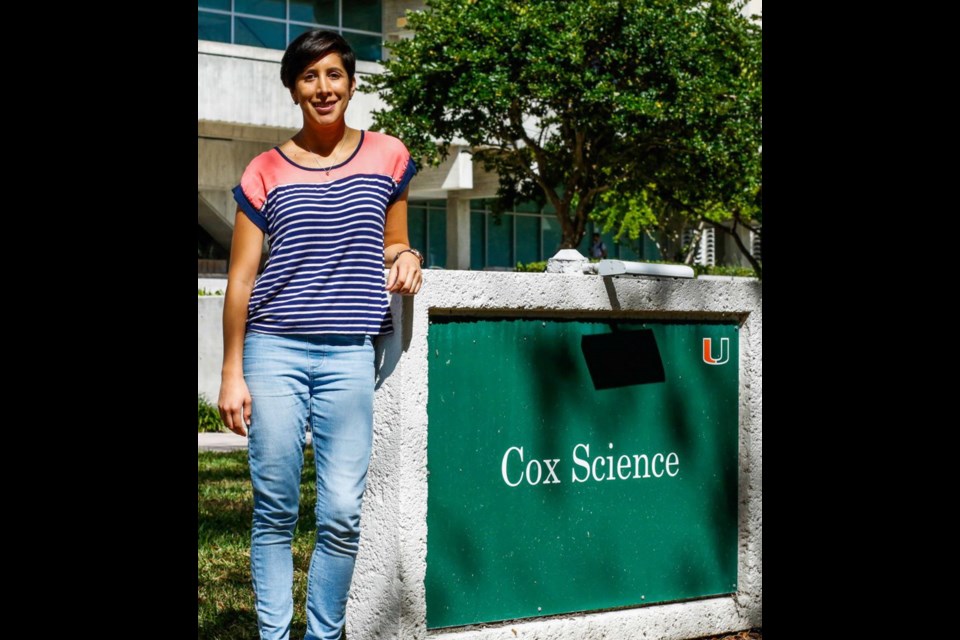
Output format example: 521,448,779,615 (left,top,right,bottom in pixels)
218,30,423,640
